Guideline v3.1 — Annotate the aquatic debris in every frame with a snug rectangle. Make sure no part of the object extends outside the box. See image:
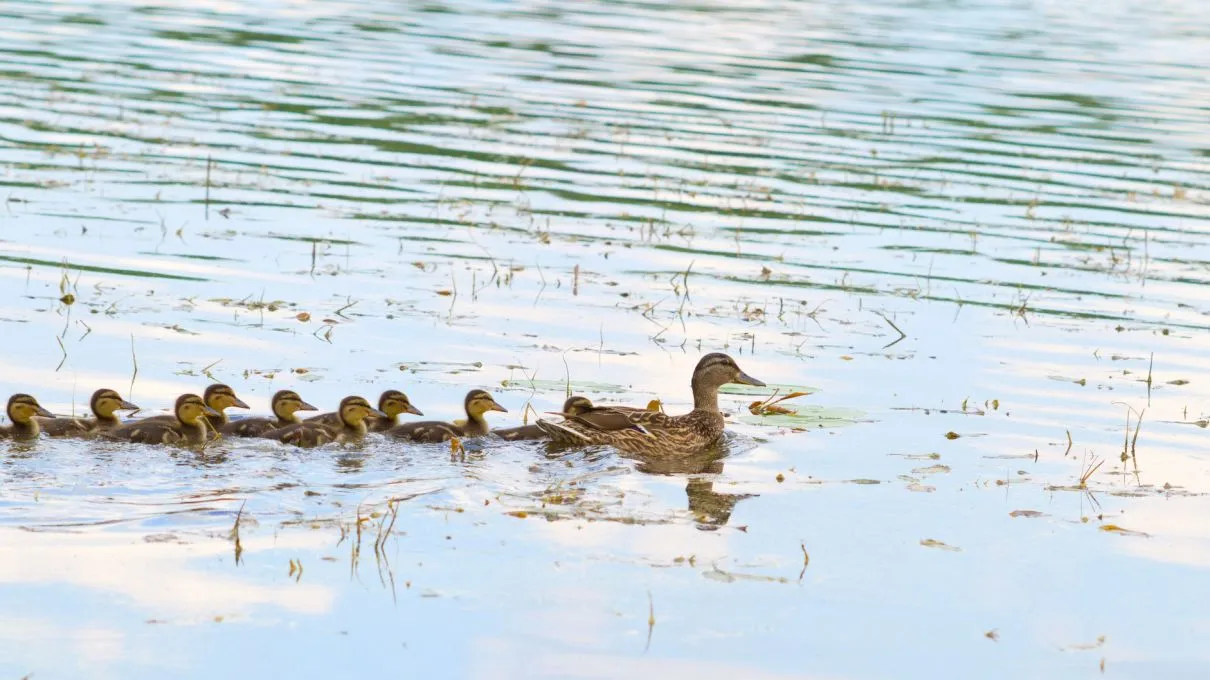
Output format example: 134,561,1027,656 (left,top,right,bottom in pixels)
1062,635,1107,651
748,390,809,416
1009,510,1047,519
944,431,960,440
920,539,960,552
1099,524,1149,537
985,629,999,642
912,464,950,476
